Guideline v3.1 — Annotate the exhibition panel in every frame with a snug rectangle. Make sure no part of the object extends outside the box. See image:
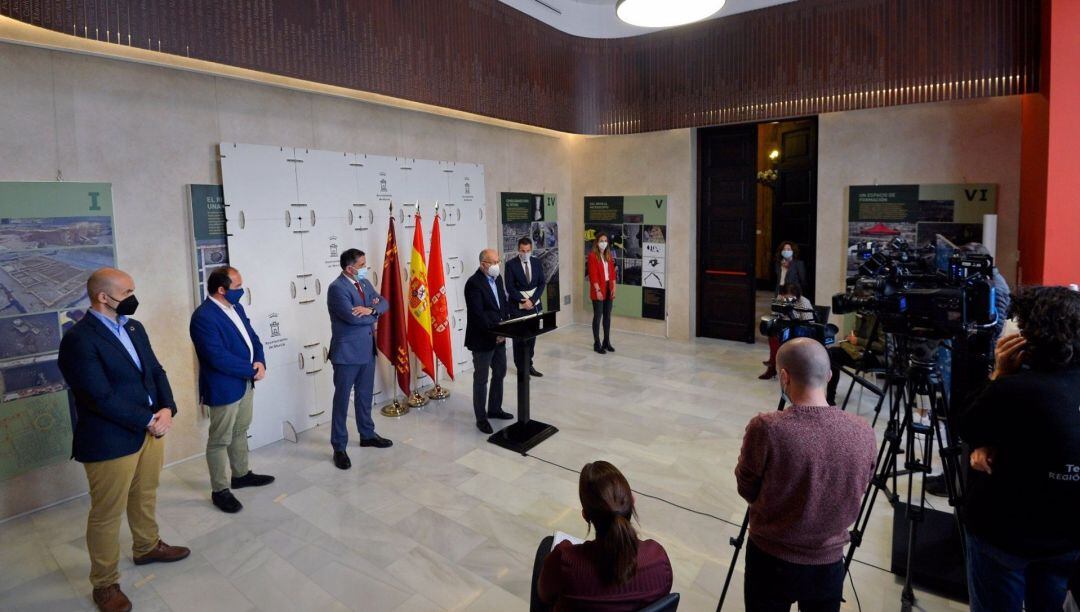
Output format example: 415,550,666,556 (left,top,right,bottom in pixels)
220,143,486,448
